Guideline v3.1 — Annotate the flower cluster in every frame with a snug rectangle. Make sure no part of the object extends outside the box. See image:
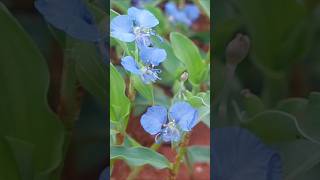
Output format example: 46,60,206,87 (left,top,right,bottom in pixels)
140,102,199,143
111,7,166,84
164,2,200,27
